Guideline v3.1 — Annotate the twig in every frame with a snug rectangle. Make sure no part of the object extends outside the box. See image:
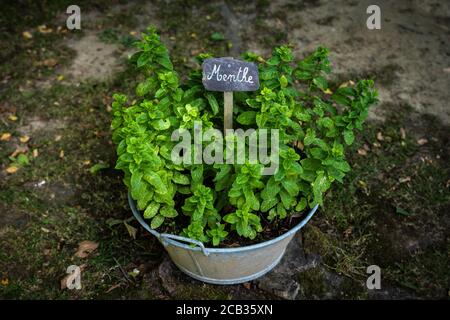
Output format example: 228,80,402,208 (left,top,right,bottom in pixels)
113,257,132,283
